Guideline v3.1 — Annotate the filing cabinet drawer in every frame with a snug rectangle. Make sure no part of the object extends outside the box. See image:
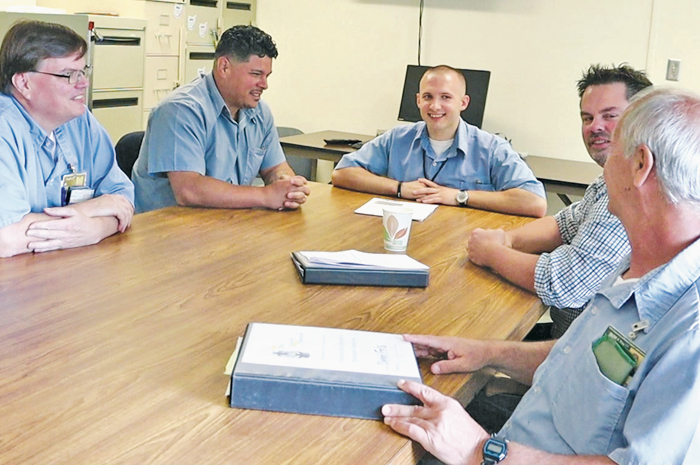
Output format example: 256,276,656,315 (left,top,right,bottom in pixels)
185,1,220,46
144,0,184,55
223,1,253,29
91,90,144,144
144,56,180,109
184,45,215,84
92,24,146,89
